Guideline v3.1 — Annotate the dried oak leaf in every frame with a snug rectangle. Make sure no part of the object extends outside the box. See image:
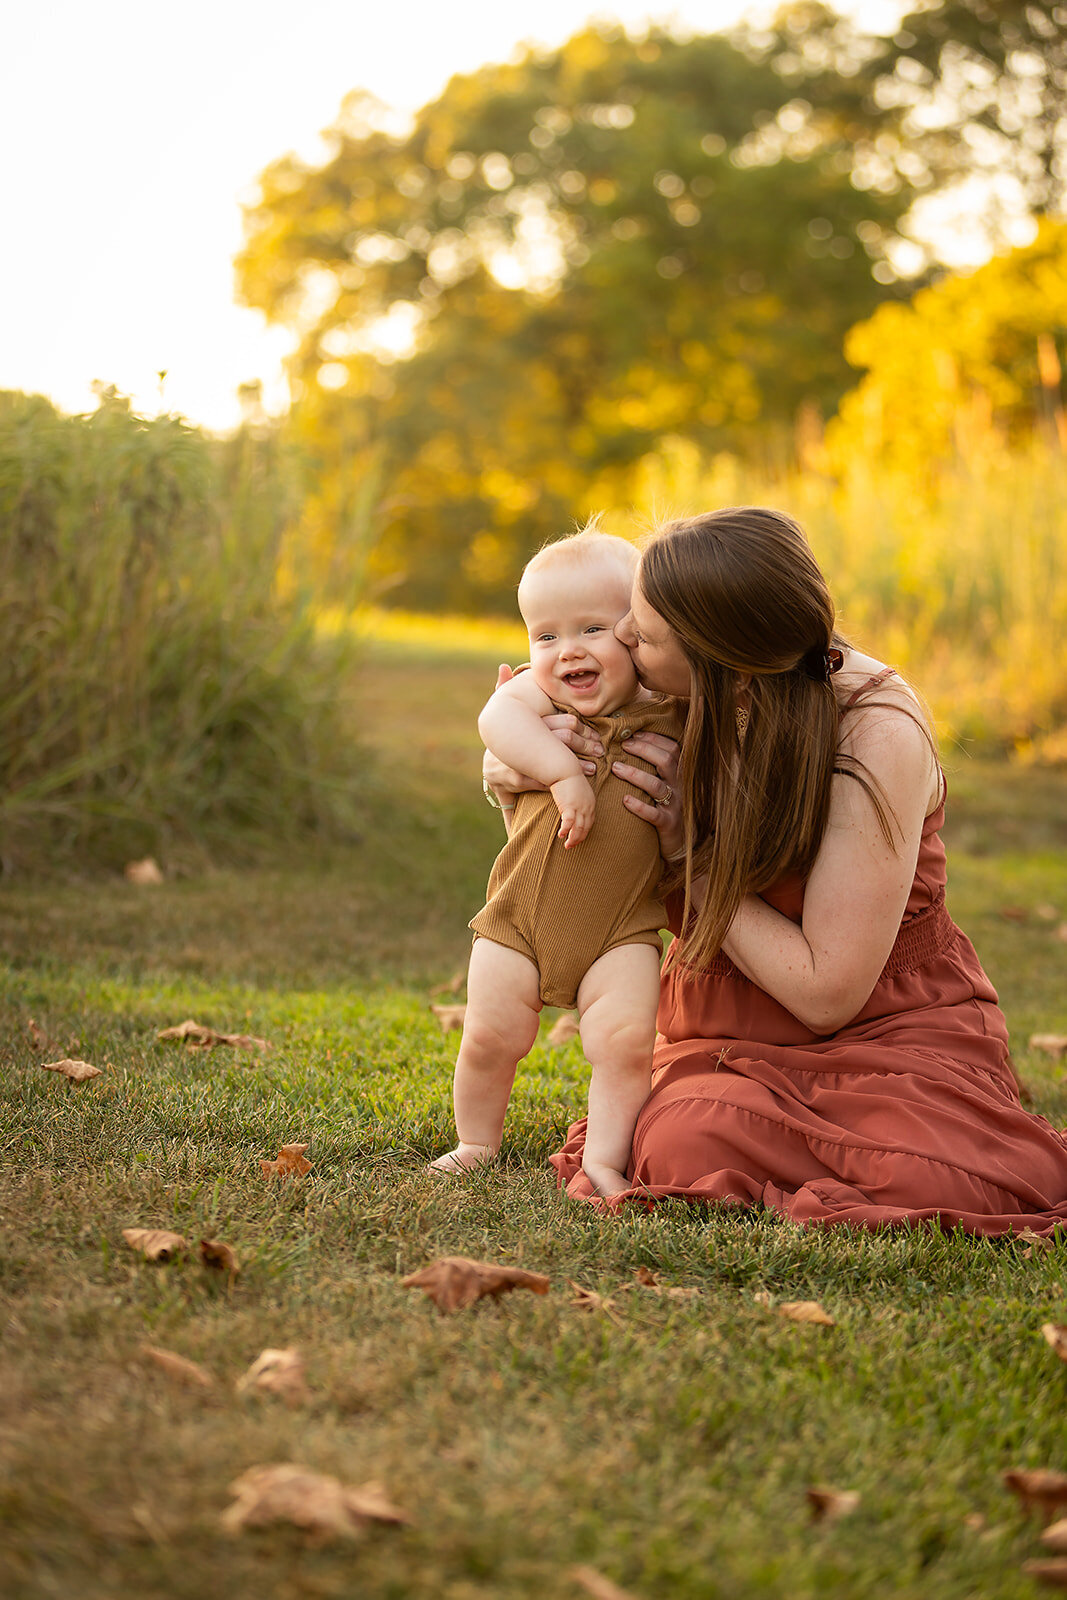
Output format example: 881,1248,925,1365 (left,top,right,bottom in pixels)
221,1462,408,1540
429,1003,466,1033
1030,1035,1067,1060
1041,1324,1067,1363
1004,1469,1067,1522
41,1058,102,1084
999,905,1029,923
1023,1558,1067,1588
122,1228,189,1263
806,1486,861,1523
754,1292,835,1325
157,1018,271,1051
568,1281,622,1322
236,1347,311,1406
26,1018,50,1049
1043,1520,1067,1555
779,1300,835,1326
570,1566,641,1600
140,1343,214,1389
259,1143,313,1180
199,1238,240,1275
547,1013,580,1048
402,1255,550,1313
629,1266,700,1300
429,970,466,998
125,857,164,885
